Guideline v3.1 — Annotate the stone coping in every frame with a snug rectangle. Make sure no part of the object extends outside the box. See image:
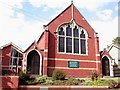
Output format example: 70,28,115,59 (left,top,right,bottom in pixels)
0,76,19,77
19,85,109,88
